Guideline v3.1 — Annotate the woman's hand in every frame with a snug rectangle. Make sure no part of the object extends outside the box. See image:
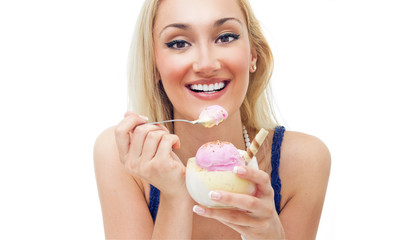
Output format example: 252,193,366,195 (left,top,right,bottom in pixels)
114,112,187,198
192,166,285,239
